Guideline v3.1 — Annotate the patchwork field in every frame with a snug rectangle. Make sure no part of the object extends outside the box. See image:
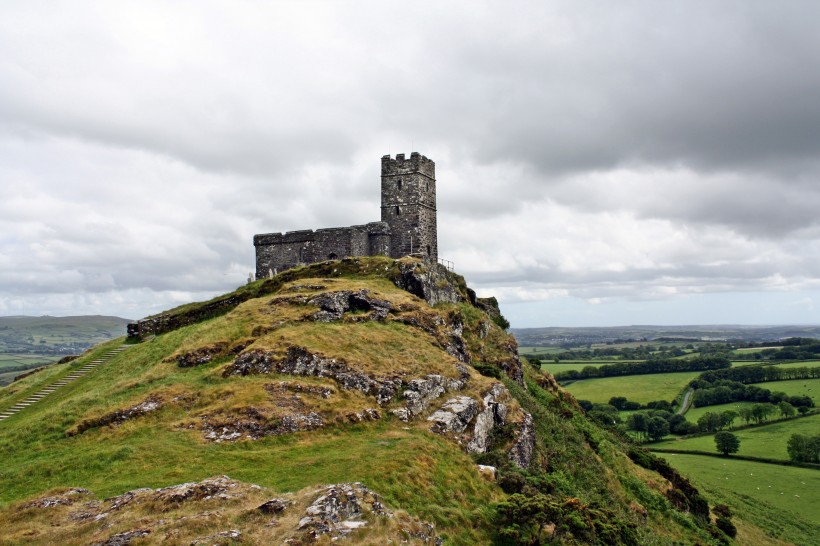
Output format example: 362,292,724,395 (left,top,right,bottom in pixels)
755,378,820,404
656,453,819,545
563,371,700,404
653,414,820,460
